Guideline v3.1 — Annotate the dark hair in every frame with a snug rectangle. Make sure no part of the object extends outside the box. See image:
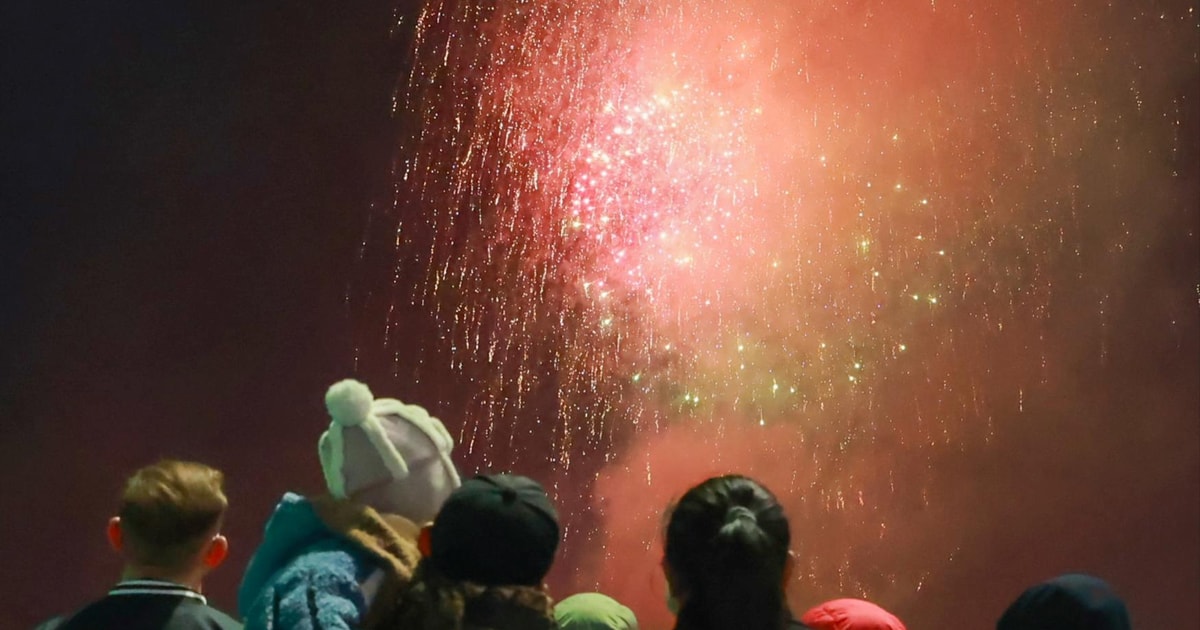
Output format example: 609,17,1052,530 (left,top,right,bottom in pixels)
664,475,791,630
385,559,557,630
119,459,227,569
